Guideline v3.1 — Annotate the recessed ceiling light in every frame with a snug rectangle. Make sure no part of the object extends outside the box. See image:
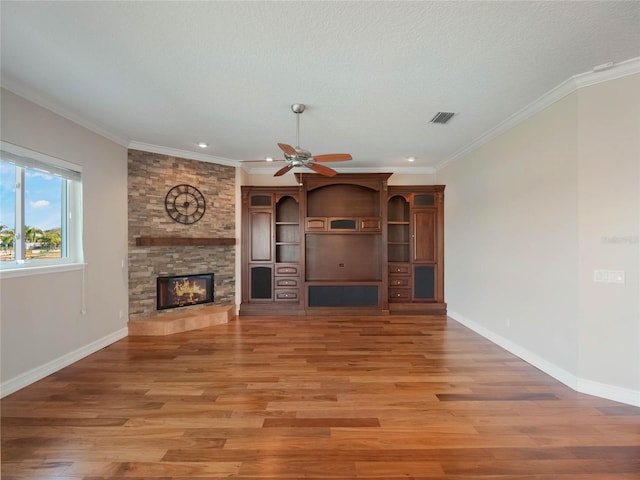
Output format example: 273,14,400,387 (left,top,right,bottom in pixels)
265,157,273,162
407,156,416,162
198,142,208,148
